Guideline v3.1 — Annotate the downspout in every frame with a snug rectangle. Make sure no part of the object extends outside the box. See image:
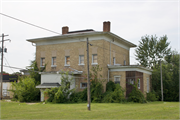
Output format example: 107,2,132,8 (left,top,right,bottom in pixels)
108,69,109,82
110,40,111,65
108,39,112,82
